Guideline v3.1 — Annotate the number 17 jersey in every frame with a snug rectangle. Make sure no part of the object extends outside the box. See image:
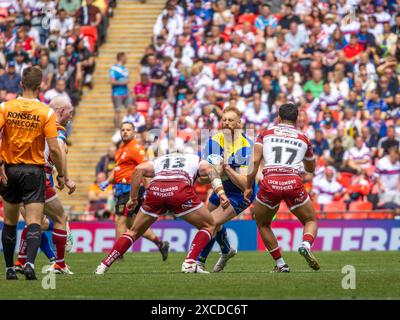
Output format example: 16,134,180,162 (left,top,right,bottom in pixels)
256,123,315,174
